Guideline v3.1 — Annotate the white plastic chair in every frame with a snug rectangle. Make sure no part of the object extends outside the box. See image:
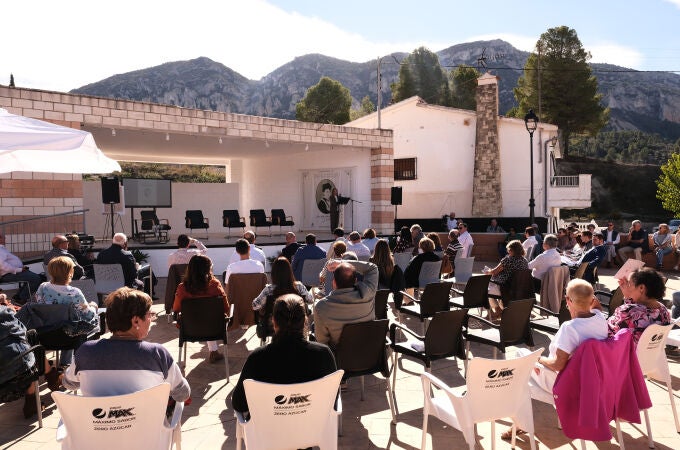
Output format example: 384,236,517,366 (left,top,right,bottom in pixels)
93,264,125,296
51,383,184,450
235,370,344,450
637,322,680,434
299,258,326,287
393,252,412,273
421,348,542,450
418,260,442,287
453,257,475,285
70,278,98,304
